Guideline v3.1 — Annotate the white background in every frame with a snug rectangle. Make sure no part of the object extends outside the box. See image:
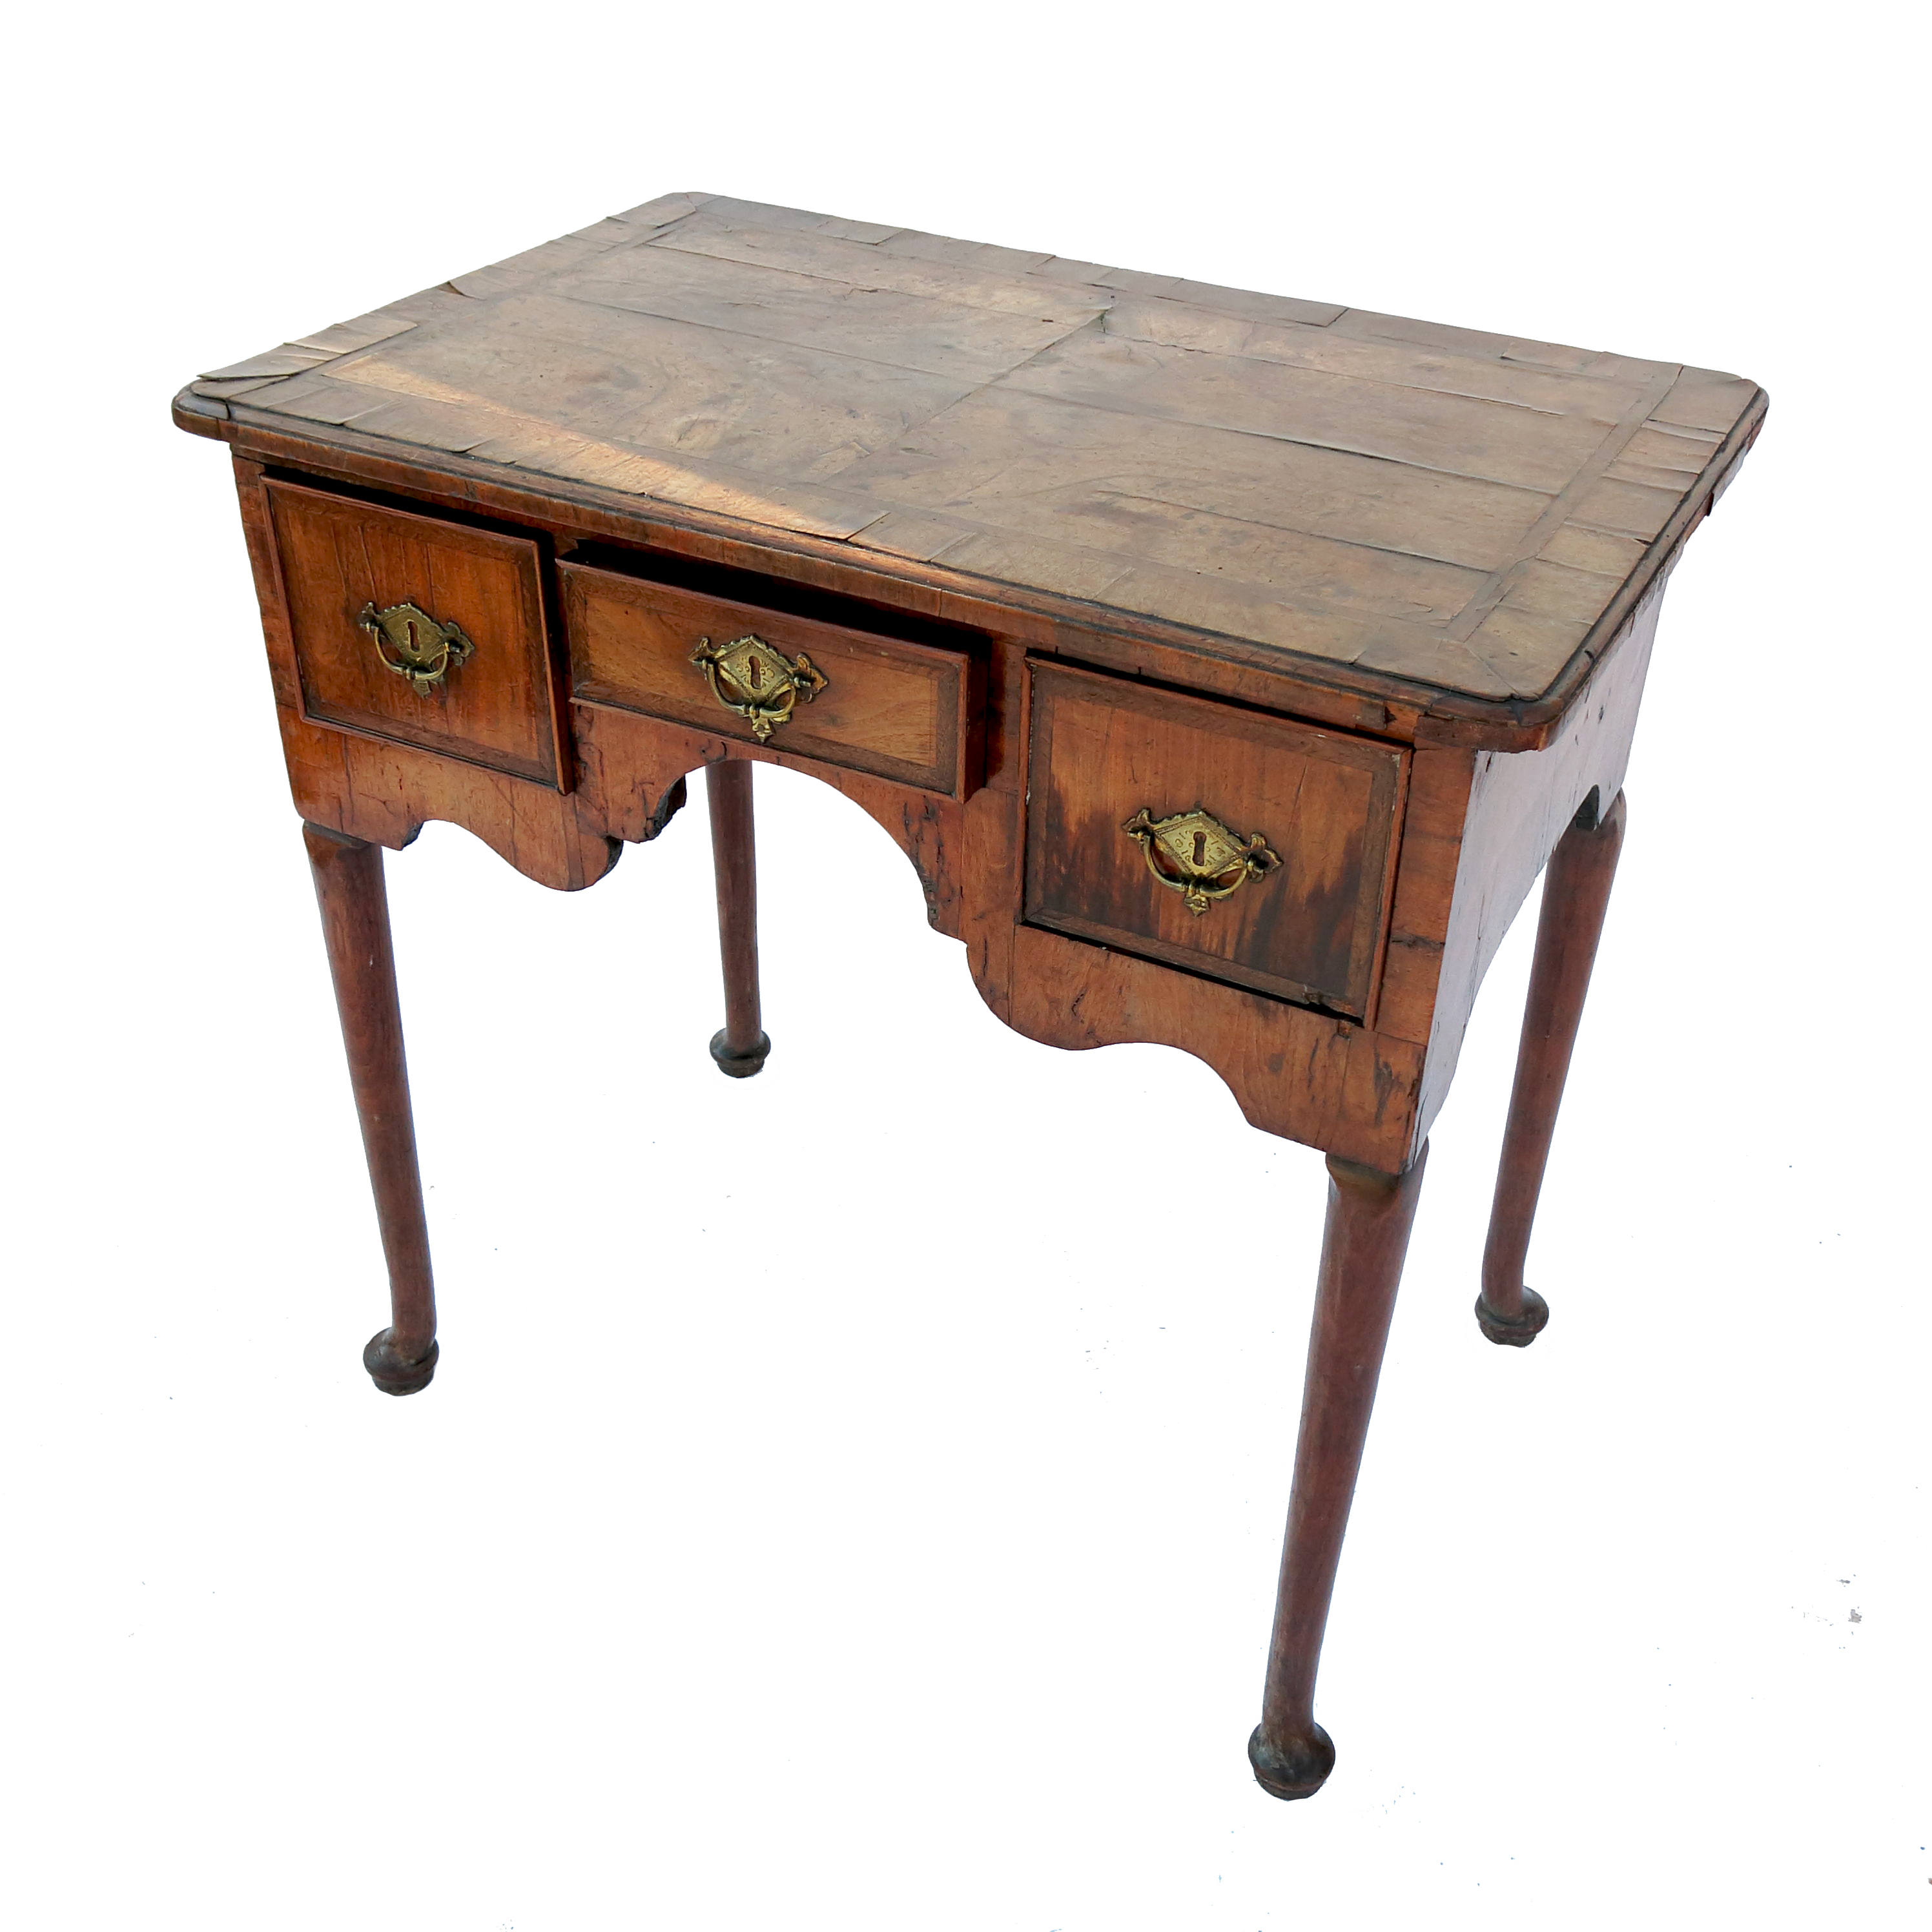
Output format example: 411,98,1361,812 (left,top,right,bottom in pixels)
3,4,1926,1927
